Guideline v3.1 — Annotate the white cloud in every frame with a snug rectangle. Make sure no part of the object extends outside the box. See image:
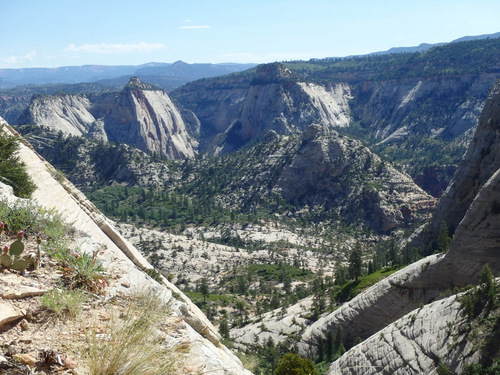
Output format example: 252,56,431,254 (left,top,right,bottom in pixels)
178,25,211,30
64,42,166,54
0,50,37,67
